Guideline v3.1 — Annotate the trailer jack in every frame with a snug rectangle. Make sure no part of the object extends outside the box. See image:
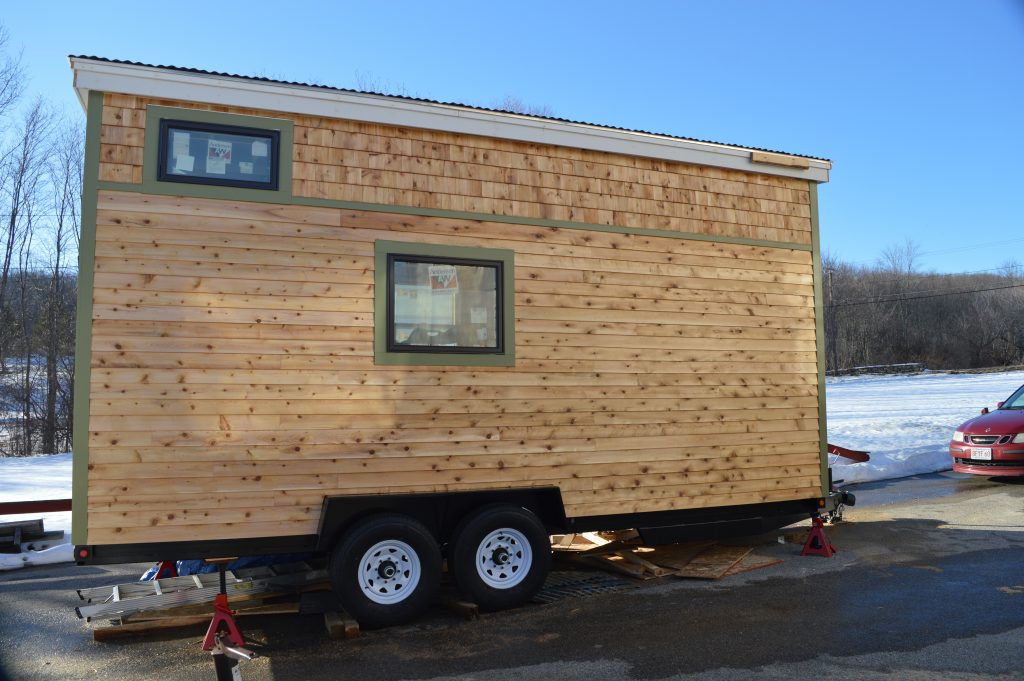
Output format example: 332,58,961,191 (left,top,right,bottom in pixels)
801,515,836,558
202,563,259,680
